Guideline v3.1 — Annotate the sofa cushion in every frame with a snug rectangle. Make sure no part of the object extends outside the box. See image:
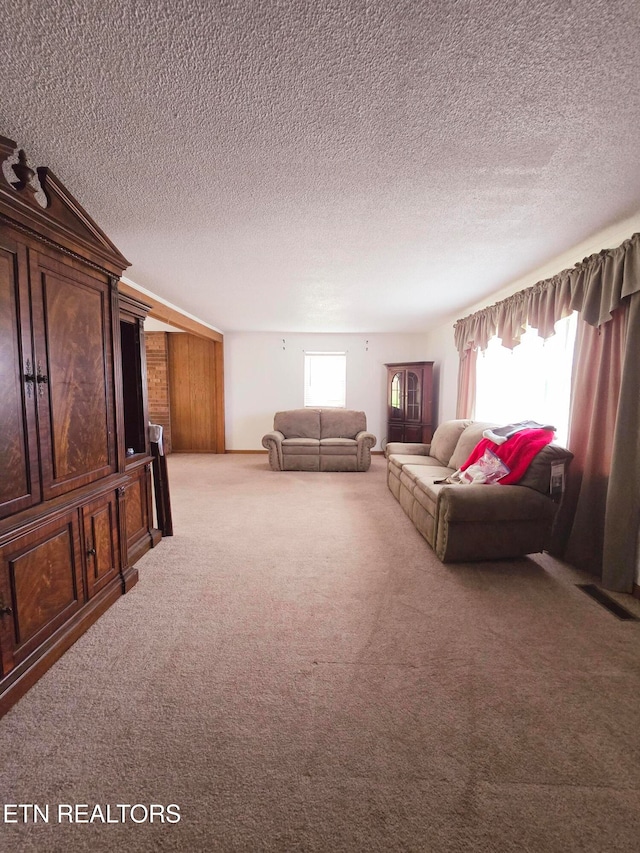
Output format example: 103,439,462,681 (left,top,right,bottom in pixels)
401,466,452,517
388,454,448,470
428,419,473,466
282,438,320,455
319,438,358,455
411,475,450,518
274,409,321,439
400,464,453,485
385,442,429,458
448,421,499,471
320,408,366,439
